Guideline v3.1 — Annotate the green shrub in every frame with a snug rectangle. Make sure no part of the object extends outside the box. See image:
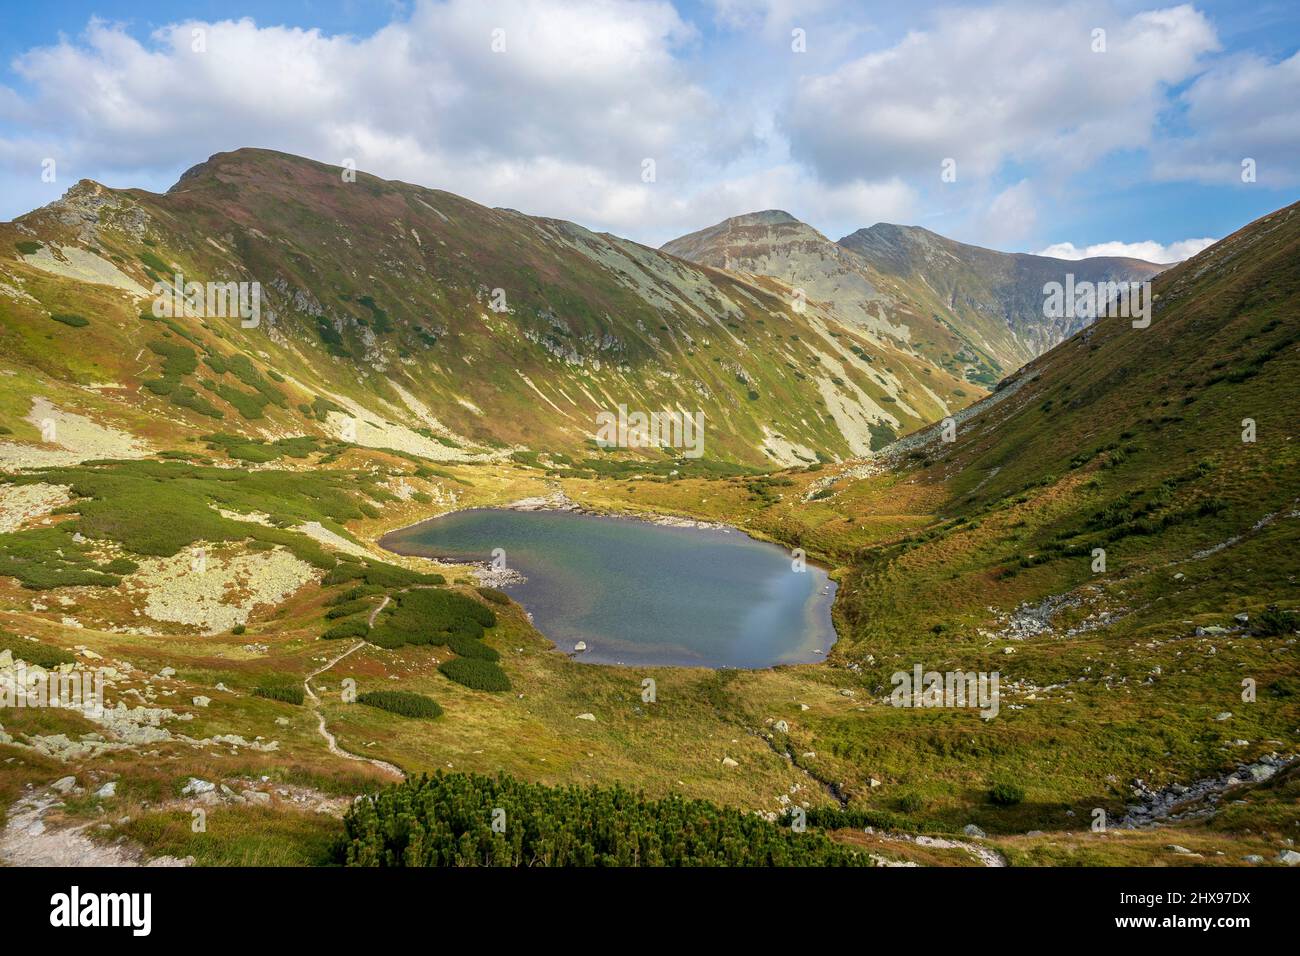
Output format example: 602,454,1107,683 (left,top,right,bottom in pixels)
357,690,443,719
366,587,495,649
475,587,511,605
0,526,125,589
445,636,499,661
252,683,305,705
322,618,371,640
1254,606,1298,636
15,240,42,255
336,771,868,866
326,598,372,619
897,792,926,814
137,249,170,274
989,782,1025,806
51,313,90,328
0,631,76,668
215,384,269,420
439,657,510,692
